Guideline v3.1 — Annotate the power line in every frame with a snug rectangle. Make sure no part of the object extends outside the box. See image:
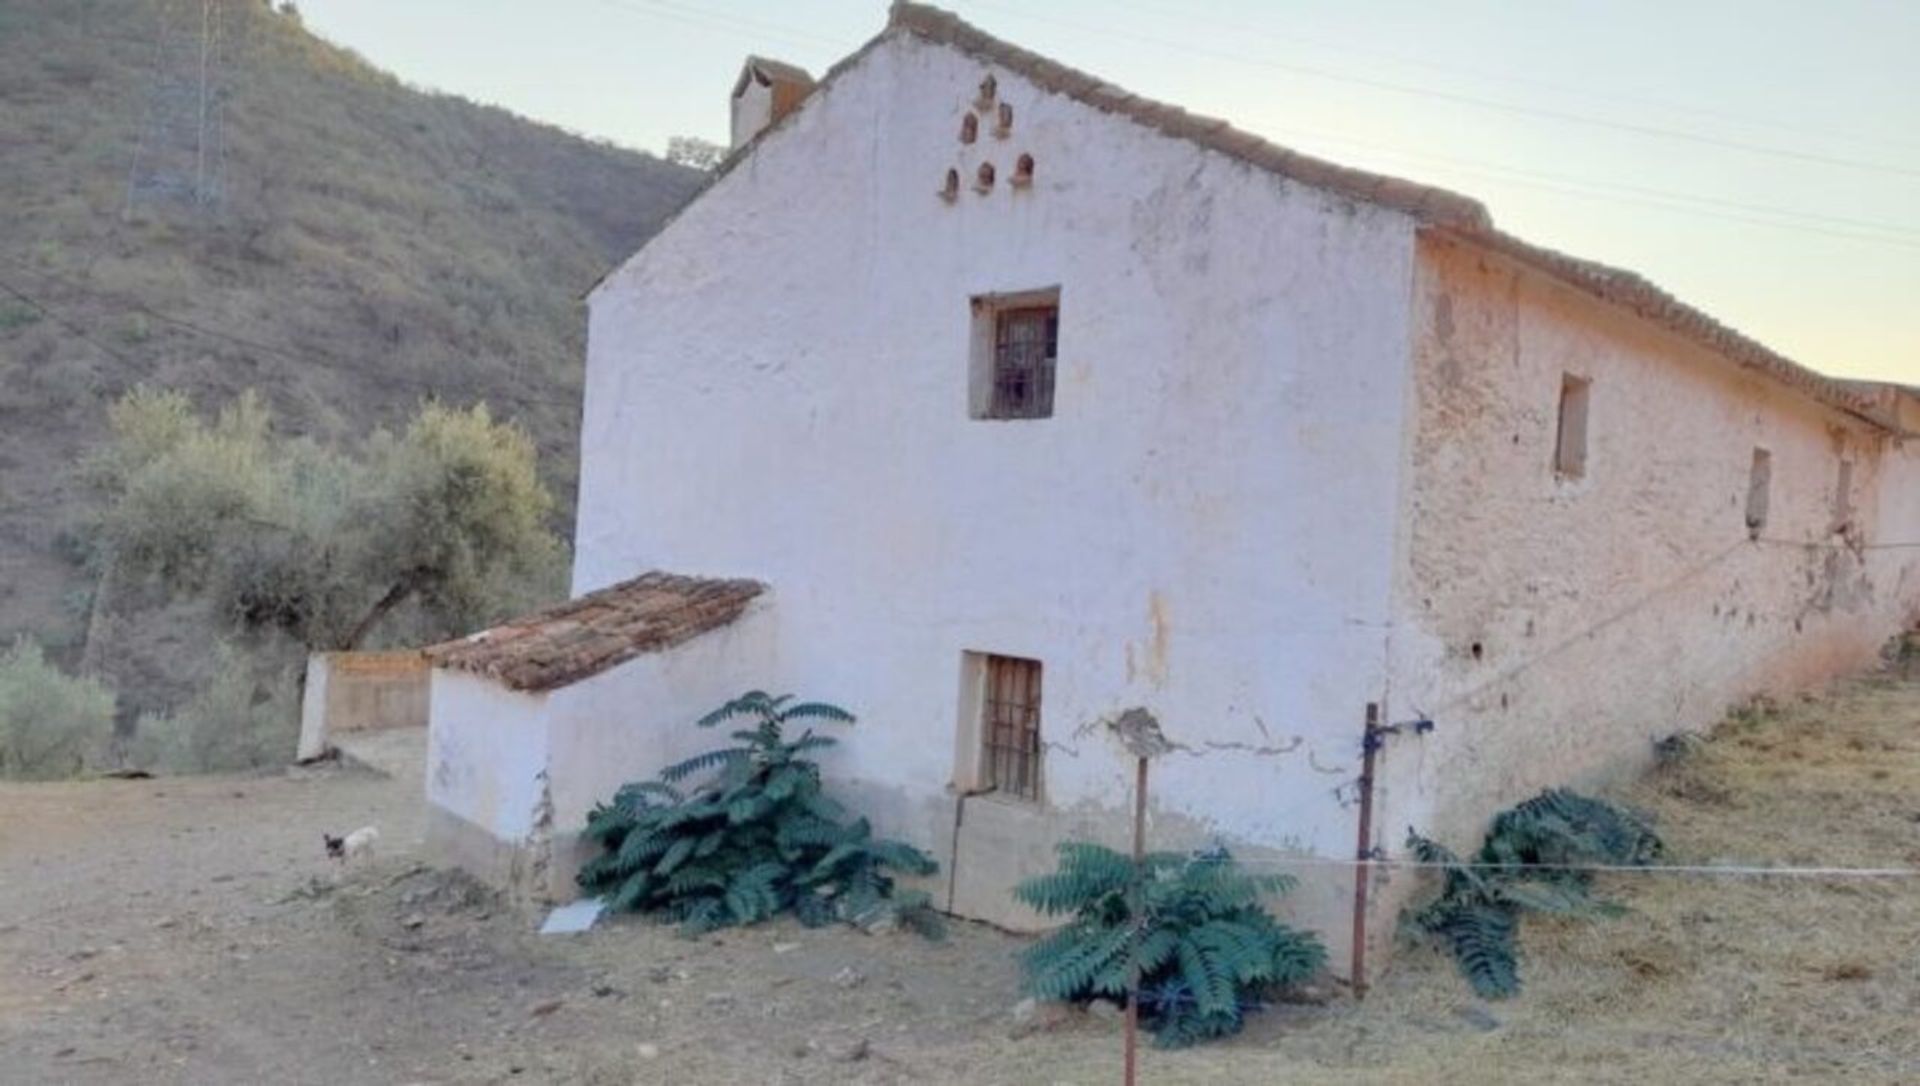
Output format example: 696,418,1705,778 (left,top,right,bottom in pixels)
639,1,1920,246
960,0,1920,180
0,266,581,413
1107,0,1920,157
0,279,148,372
596,0,846,52
1228,855,1920,879
1254,125,1920,251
